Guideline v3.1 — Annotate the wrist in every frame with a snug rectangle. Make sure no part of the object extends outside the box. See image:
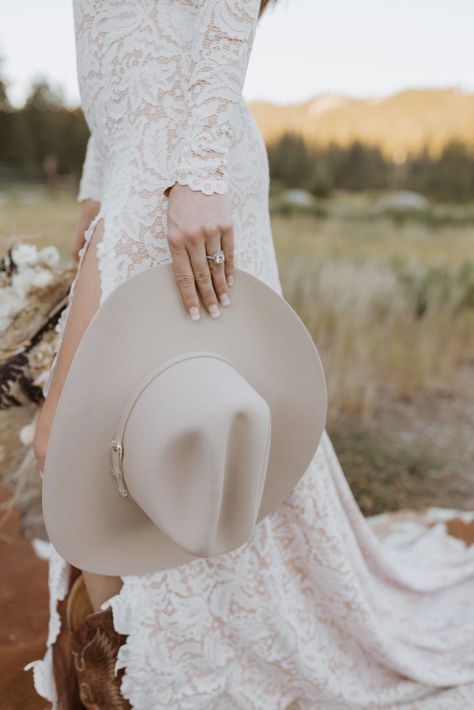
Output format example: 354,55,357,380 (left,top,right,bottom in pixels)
163,175,229,199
